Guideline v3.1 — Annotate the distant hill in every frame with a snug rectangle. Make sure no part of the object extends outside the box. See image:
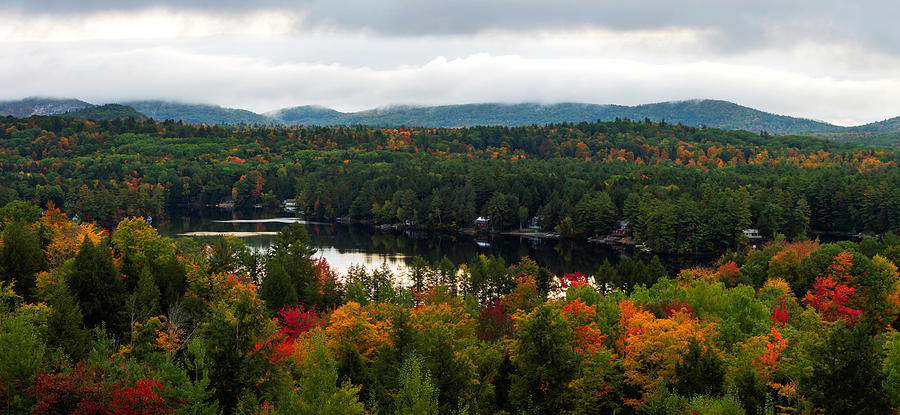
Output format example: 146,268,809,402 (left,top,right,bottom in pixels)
269,100,838,135
0,97,92,118
4,97,900,143
267,105,344,125
843,116,900,133
64,104,146,121
123,100,272,125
